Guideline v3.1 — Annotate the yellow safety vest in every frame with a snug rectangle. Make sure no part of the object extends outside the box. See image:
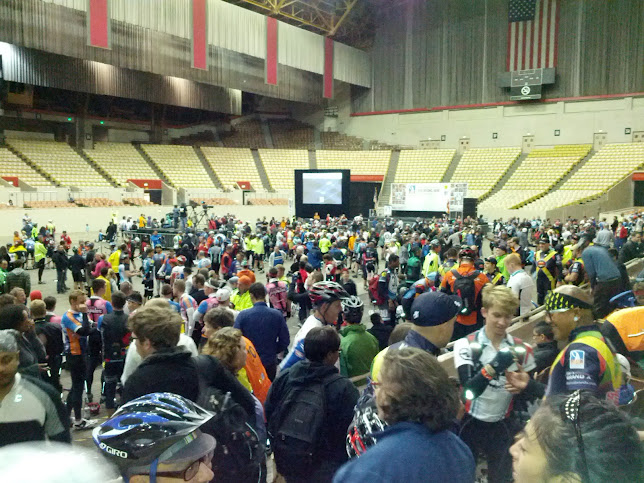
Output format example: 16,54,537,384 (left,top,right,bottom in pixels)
551,333,622,393
562,245,573,267
535,250,556,287
489,272,503,285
